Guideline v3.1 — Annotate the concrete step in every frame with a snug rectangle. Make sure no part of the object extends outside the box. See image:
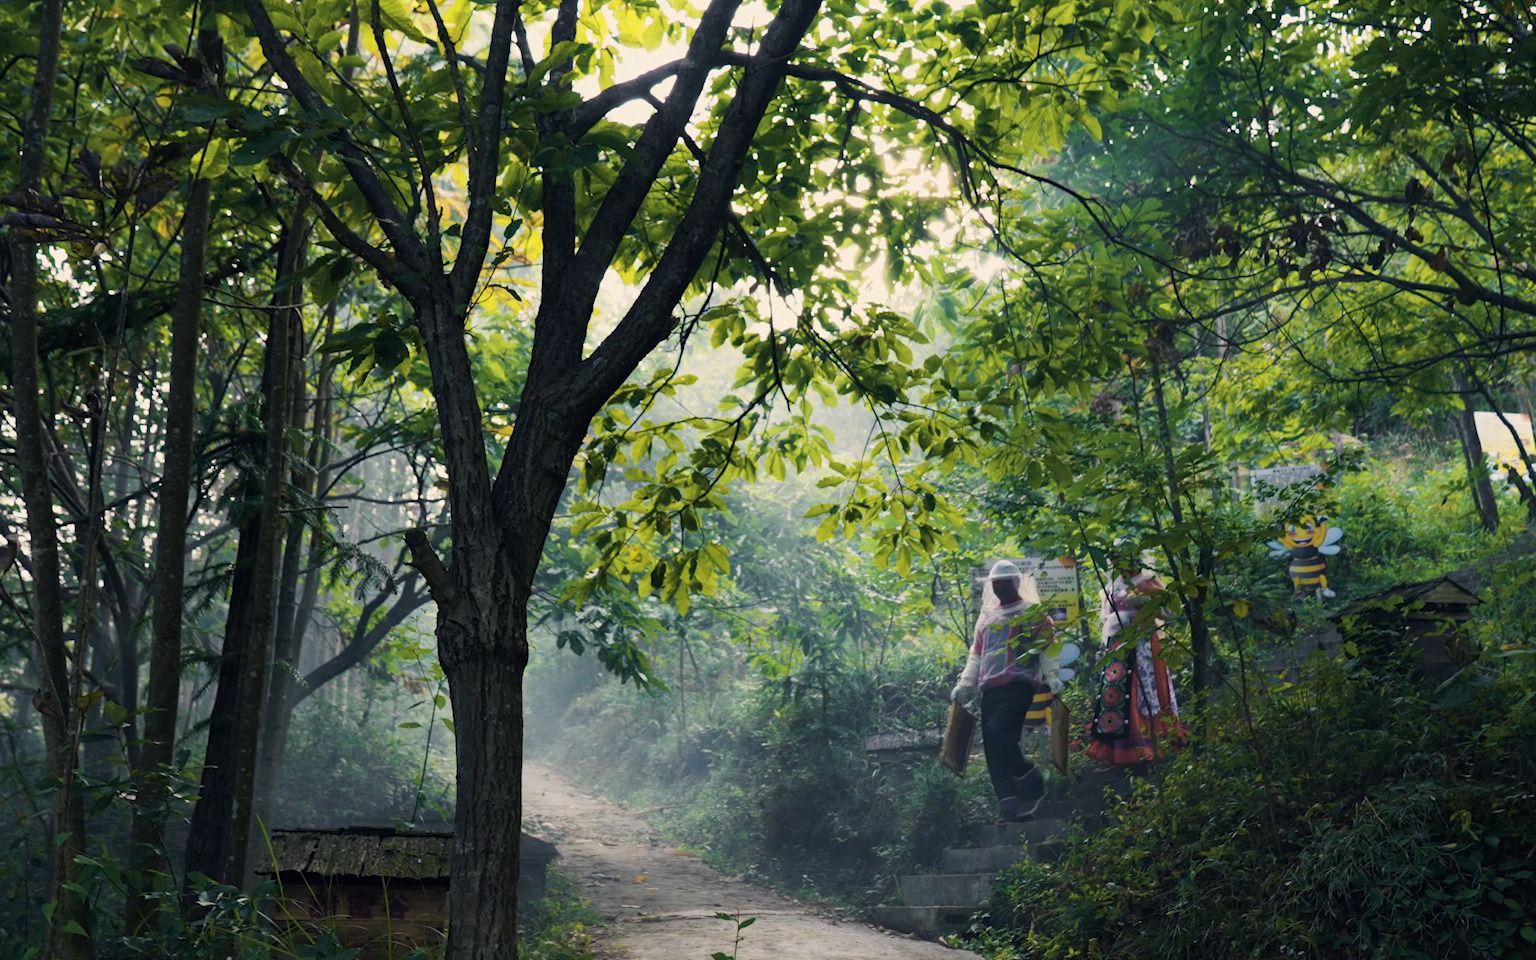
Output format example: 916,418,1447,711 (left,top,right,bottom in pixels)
971,817,1065,849
1032,795,1080,820
867,904,978,938
898,872,995,908
940,843,1024,874
1034,838,1067,864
